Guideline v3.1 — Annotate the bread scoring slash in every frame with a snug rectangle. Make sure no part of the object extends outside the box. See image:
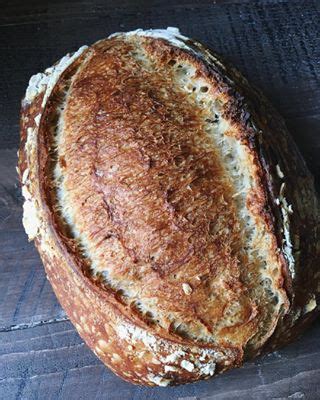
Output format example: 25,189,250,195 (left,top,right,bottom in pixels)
18,28,320,386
